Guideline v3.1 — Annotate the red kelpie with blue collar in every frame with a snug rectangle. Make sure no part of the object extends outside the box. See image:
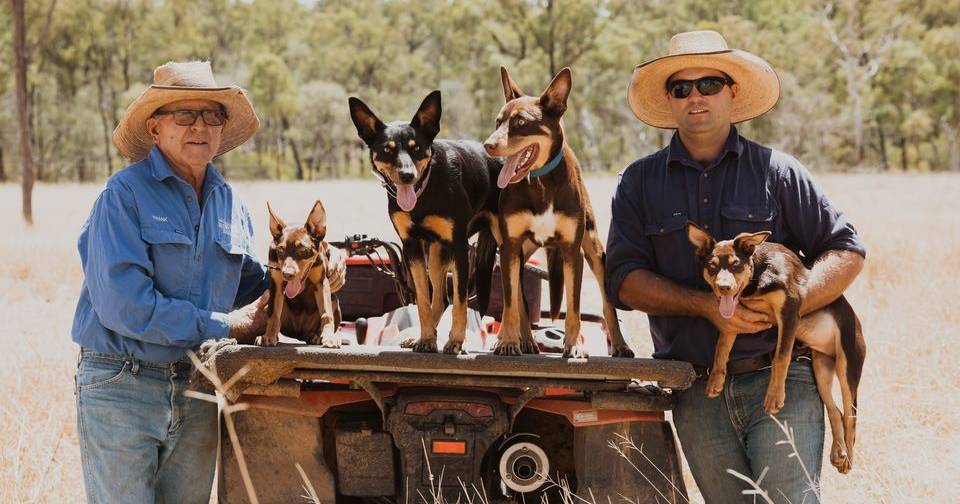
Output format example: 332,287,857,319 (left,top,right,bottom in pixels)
482,67,633,359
